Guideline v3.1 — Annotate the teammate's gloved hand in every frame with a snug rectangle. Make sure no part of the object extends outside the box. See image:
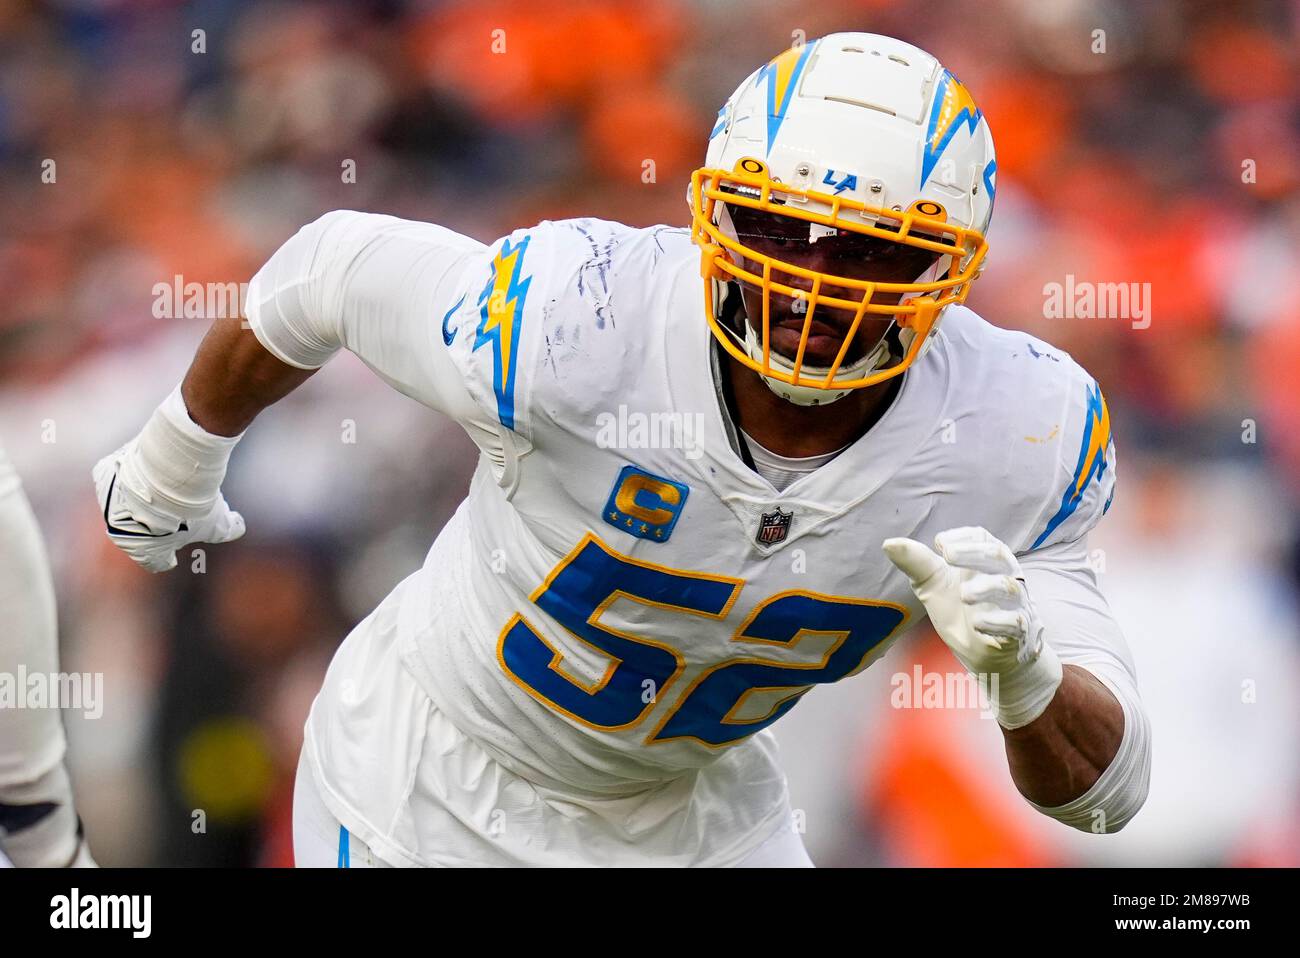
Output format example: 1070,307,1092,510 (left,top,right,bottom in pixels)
93,441,244,573
882,526,1062,728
